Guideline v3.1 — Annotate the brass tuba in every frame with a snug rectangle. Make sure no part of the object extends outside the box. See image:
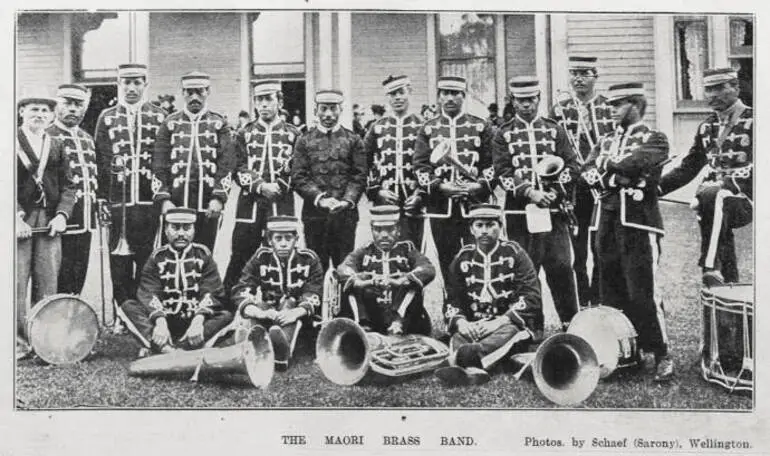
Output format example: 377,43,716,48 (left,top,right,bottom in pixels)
128,326,275,388
529,306,639,406
315,318,449,385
